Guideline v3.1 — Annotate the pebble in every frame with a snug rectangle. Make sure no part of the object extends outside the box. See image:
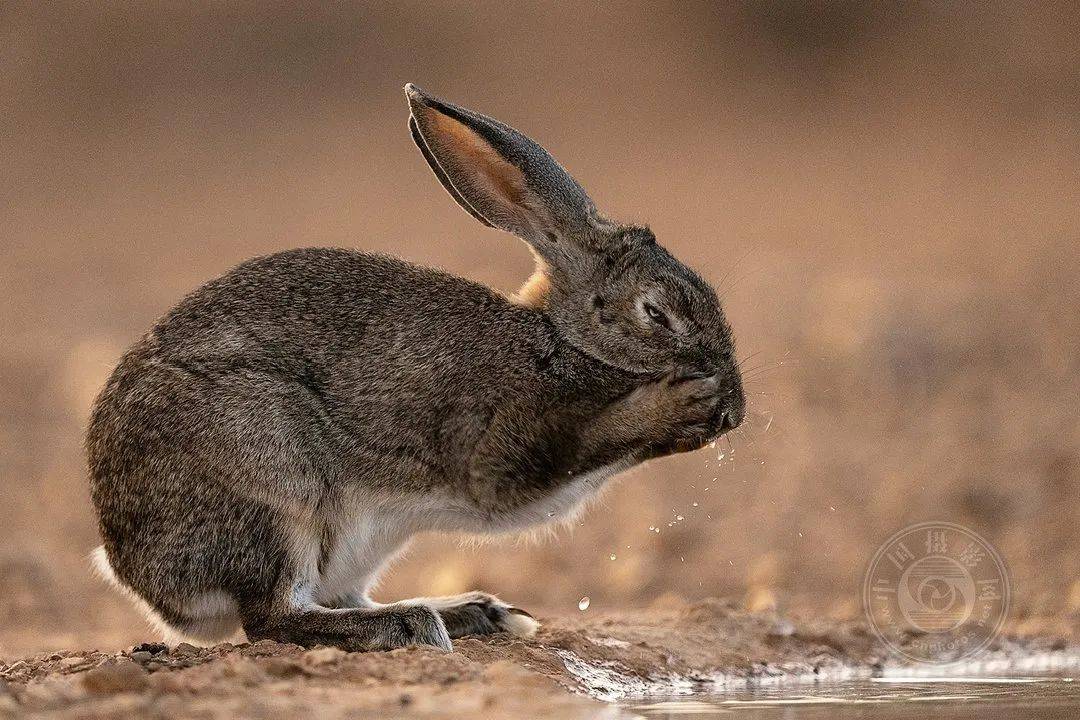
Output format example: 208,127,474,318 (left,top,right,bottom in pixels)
263,658,307,678
59,656,87,668
82,660,150,695
304,647,345,666
129,651,153,664
220,657,266,685
171,642,200,658
132,642,168,656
